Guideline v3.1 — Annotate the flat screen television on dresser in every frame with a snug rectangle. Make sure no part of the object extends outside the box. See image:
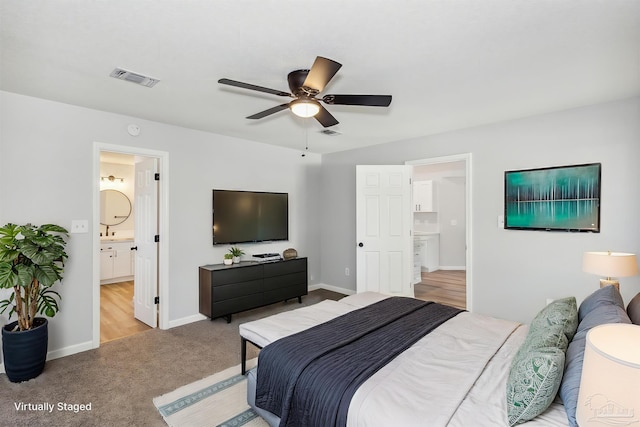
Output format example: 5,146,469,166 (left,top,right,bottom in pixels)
212,189,289,245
